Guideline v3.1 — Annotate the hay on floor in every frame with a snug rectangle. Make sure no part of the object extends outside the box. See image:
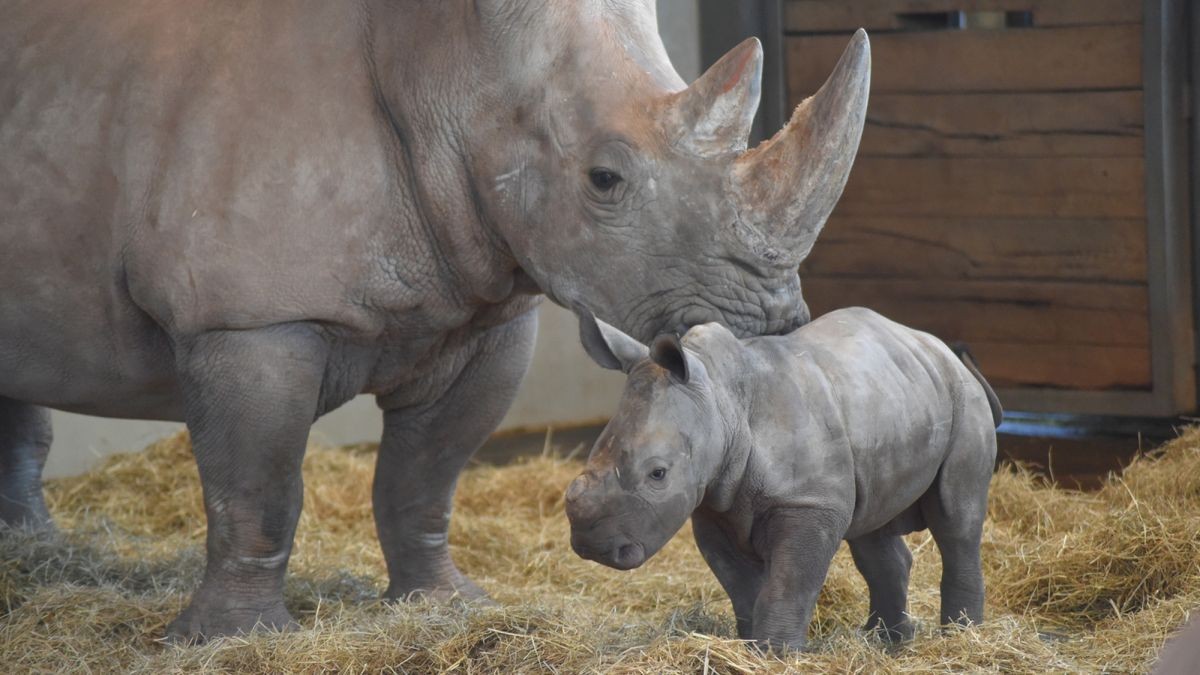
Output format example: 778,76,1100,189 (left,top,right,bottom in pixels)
2,427,1199,673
